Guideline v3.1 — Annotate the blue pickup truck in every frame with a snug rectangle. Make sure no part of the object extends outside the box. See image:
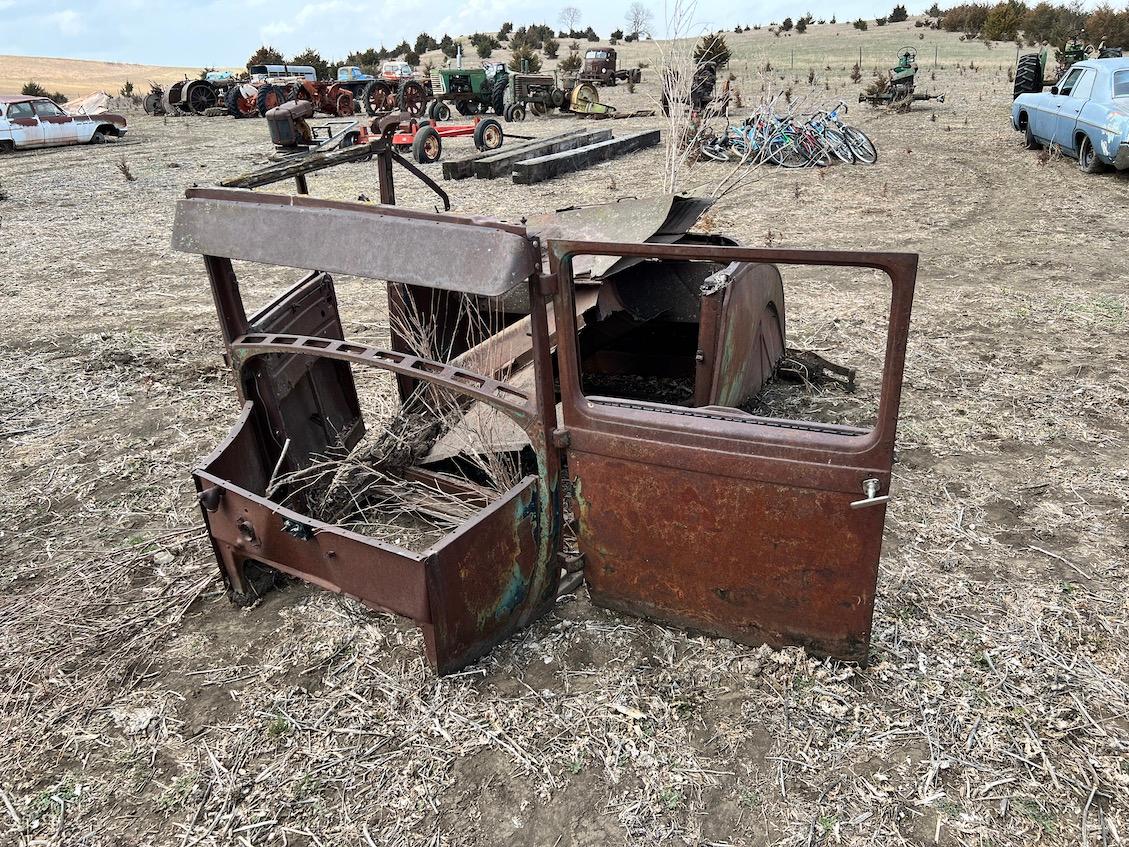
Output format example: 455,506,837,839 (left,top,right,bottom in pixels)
1012,58,1129,173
